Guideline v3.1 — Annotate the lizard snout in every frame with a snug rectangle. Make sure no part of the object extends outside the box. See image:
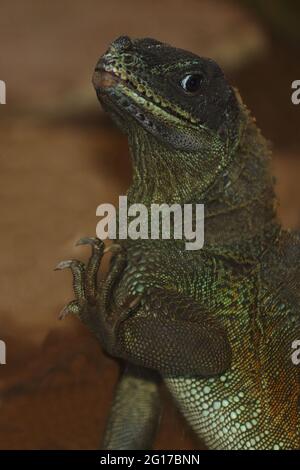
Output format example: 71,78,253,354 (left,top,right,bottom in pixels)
111,35,132,51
